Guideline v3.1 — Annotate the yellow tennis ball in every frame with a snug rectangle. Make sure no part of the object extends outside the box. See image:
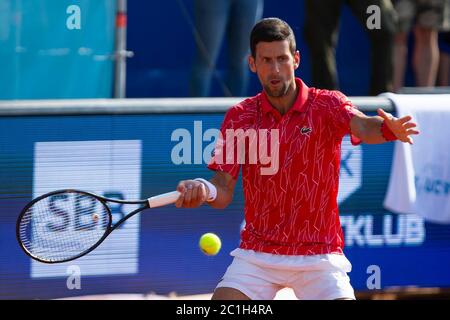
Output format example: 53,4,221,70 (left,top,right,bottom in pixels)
199,233,221,256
